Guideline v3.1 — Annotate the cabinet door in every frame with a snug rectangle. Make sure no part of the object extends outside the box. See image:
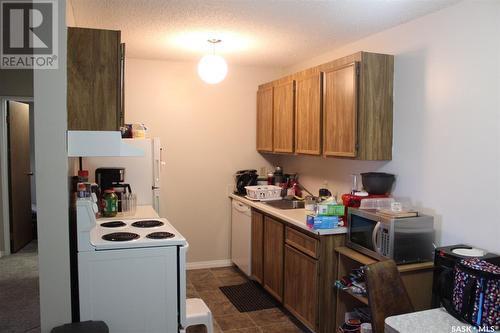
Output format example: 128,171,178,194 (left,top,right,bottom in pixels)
323,62,358,157
263,216,284,301
256,87,274,152
284,245,319,331
273,81,295,153
251,211,264,283
68,27,121,130
295,73,322,155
